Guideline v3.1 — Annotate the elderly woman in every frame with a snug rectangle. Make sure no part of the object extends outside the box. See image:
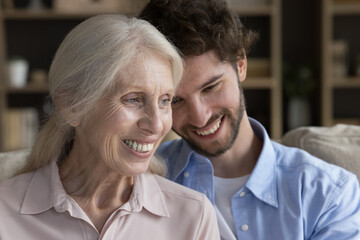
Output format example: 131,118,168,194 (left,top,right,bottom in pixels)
0,14,220,239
